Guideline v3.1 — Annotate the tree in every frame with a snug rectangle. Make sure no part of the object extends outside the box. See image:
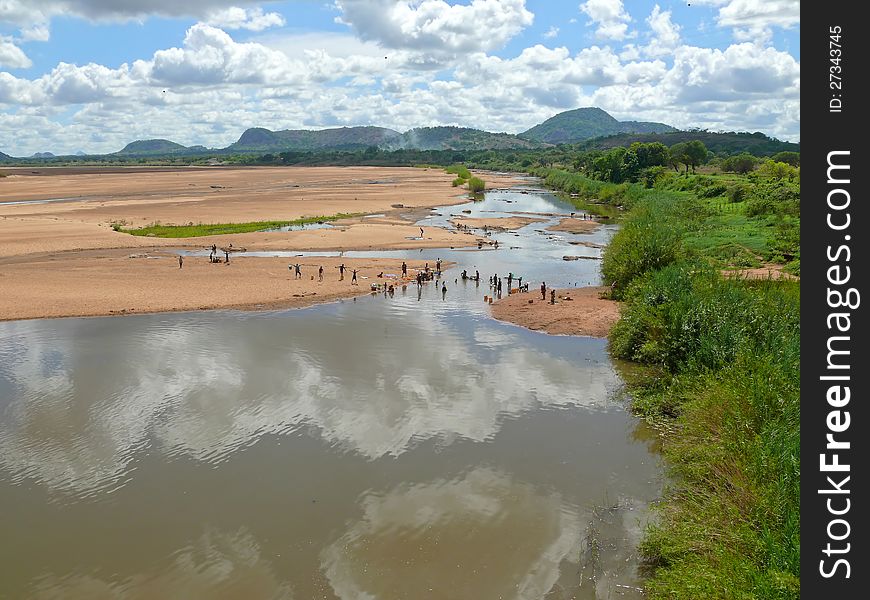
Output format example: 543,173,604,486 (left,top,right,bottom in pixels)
721,152,757,174
772,151,800,167
684,140,708,173
668,142,689,173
